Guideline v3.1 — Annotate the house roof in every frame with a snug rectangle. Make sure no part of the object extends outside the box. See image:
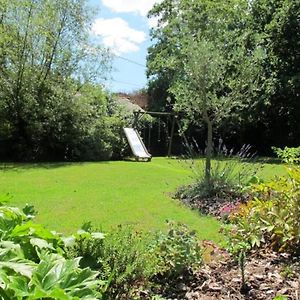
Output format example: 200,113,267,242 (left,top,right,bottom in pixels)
115,96,145,113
